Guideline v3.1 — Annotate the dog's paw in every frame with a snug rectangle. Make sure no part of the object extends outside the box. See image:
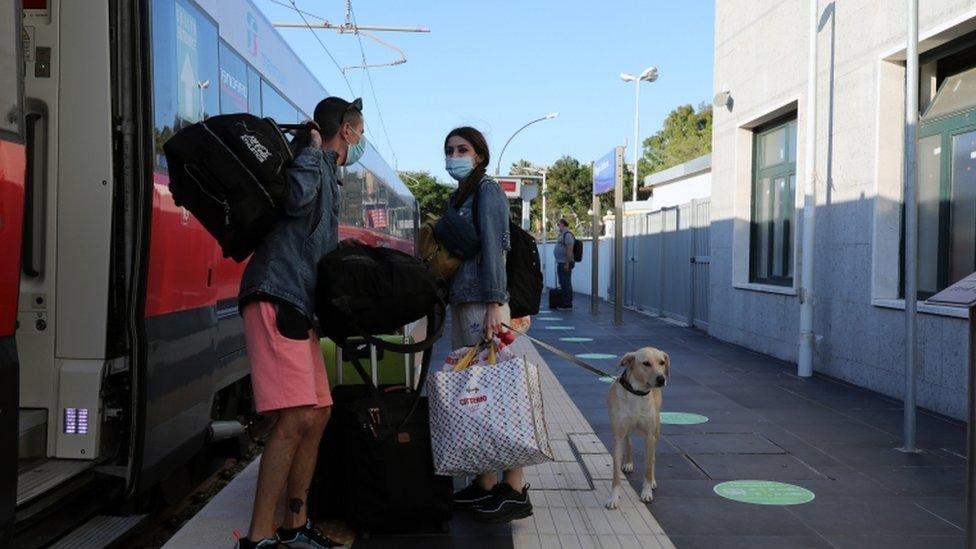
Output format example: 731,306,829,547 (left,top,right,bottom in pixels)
605,486,621,510
621,462,634,473
640,483,654,503
651,479,658,490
